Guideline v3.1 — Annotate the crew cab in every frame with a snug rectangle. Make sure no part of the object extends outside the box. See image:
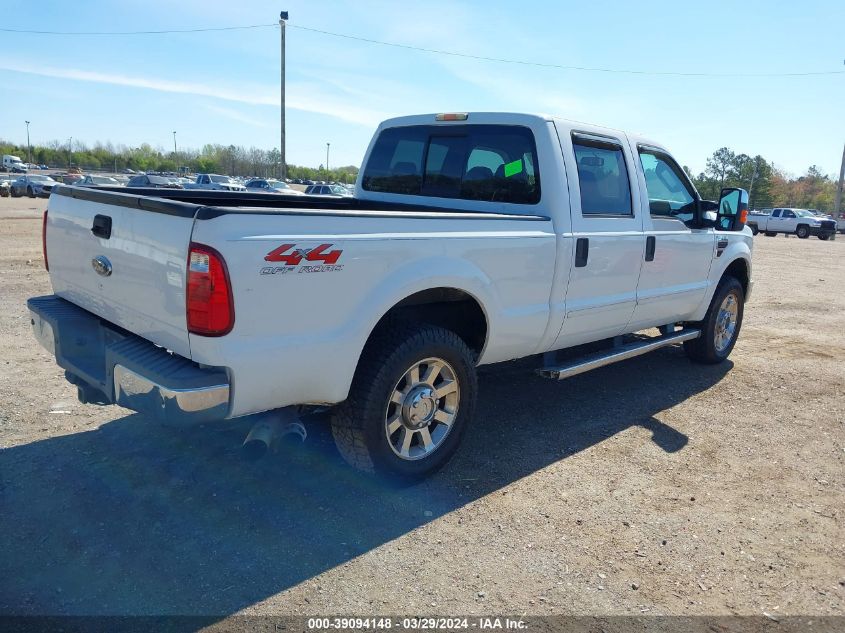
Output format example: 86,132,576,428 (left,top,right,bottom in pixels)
29,112,753,480
186,174,247,192
746,207,836,240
